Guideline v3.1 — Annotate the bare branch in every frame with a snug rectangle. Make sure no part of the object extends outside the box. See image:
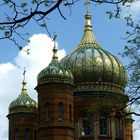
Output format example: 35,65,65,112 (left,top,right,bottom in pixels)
0,0,63,25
